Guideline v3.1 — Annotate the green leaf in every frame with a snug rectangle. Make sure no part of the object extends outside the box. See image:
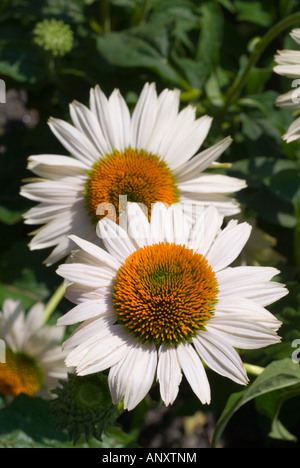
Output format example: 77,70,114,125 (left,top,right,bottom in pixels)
195,2,223,85
256,387,300,442
0,205,23,225
264,169,300,204
234,1,273,27
269,415,297,442
95,31,184,88
212,358,300,447
0,27,45,83
0,394,66,447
